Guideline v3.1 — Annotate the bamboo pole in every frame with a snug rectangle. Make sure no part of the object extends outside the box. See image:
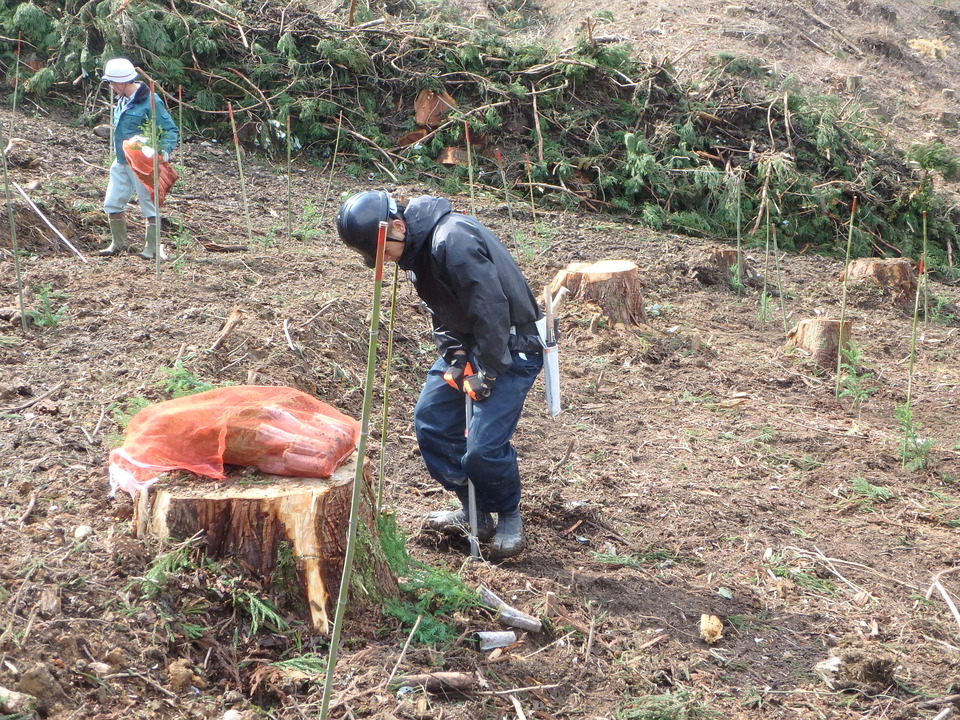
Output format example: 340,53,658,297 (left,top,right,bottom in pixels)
0,117,27,331
286,115,292,244
760,199,772,331
772,225,788,334
12,34,21,115
525,153,538,240
319,221,388,720
377,264,400,512
903,231,923,468
464,121,476,216
177,85,185,193
149,81,162,277
834,197,857,398
922,211,929,328
227,103,253,245
320,112,343,219
494,149,520,263
734,170,743,295
11,183,88,263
